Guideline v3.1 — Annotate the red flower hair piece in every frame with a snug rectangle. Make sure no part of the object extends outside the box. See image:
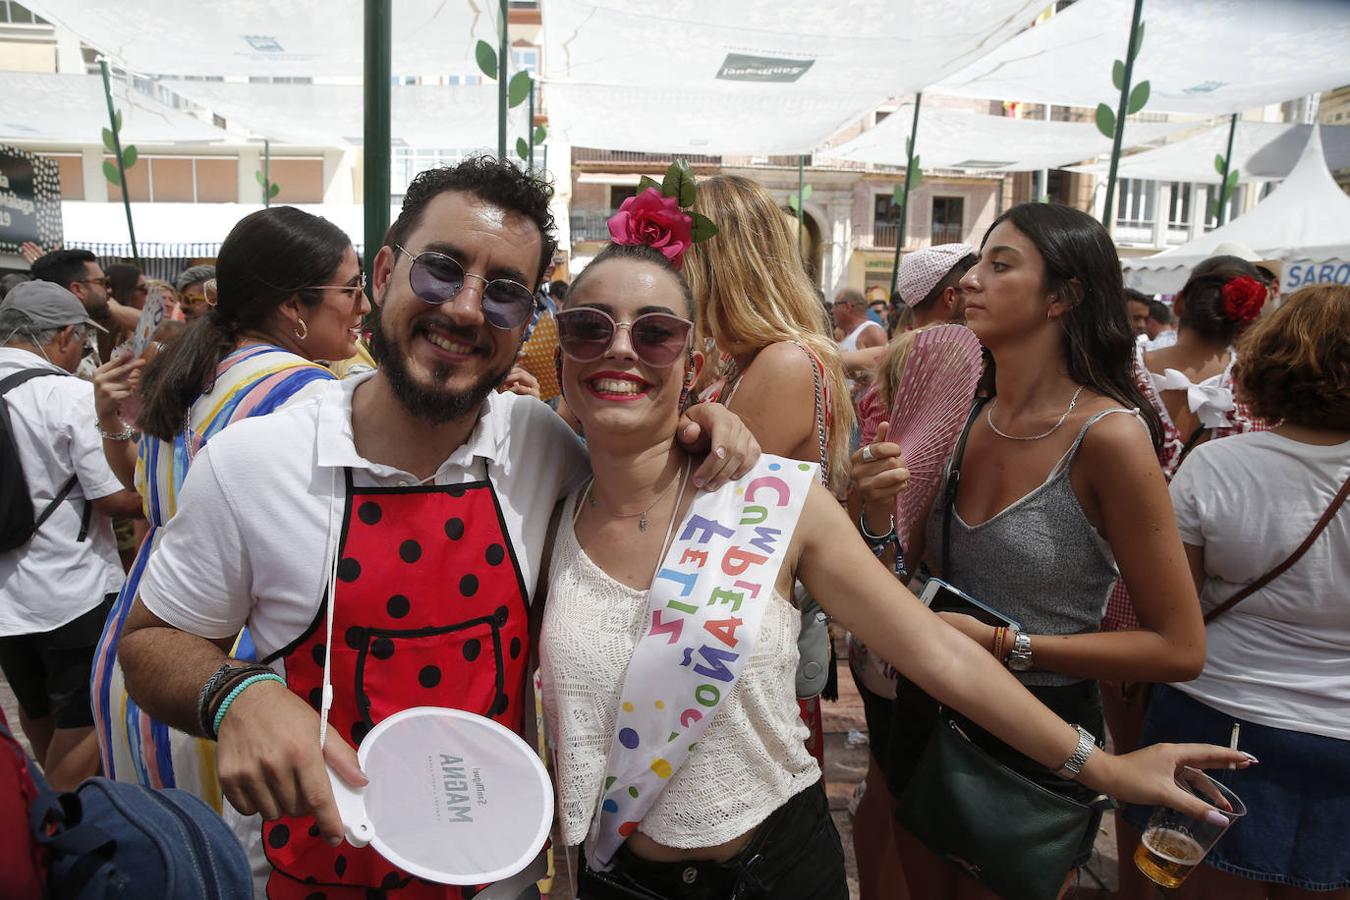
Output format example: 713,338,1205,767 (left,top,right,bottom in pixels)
605,160,717,270
1221,275,1267,326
